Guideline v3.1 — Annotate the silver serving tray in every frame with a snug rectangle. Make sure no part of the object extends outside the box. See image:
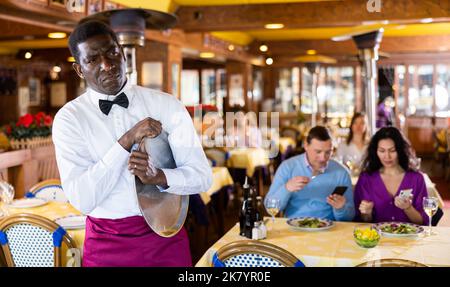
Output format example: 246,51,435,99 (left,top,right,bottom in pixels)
135,132,189,238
